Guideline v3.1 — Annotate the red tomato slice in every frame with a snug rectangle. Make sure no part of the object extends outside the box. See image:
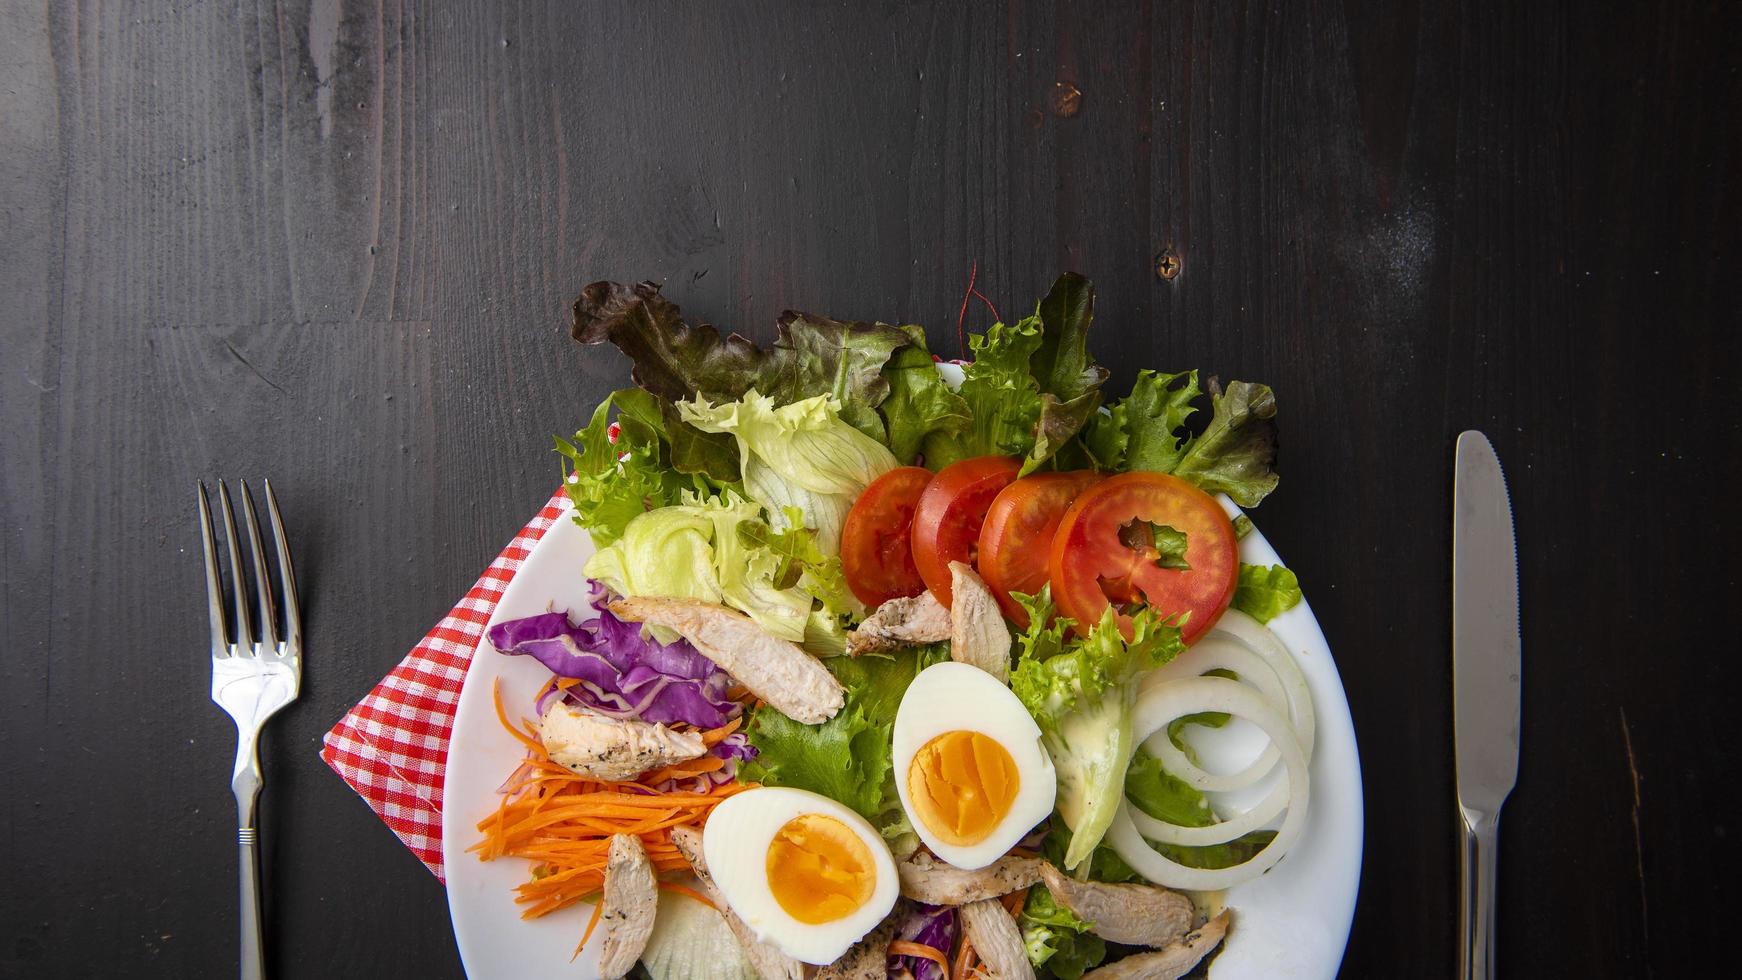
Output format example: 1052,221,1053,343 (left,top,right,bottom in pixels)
1049,471,1238,644
977,470,1104,626
911,456,1022,606
841,466,934,607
